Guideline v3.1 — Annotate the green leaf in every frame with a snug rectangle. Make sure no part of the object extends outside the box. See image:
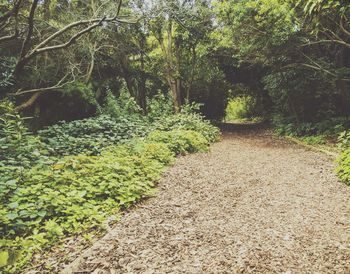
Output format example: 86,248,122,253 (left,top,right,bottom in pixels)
0,251,9,267
6,212,18,220
8,201,19,209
